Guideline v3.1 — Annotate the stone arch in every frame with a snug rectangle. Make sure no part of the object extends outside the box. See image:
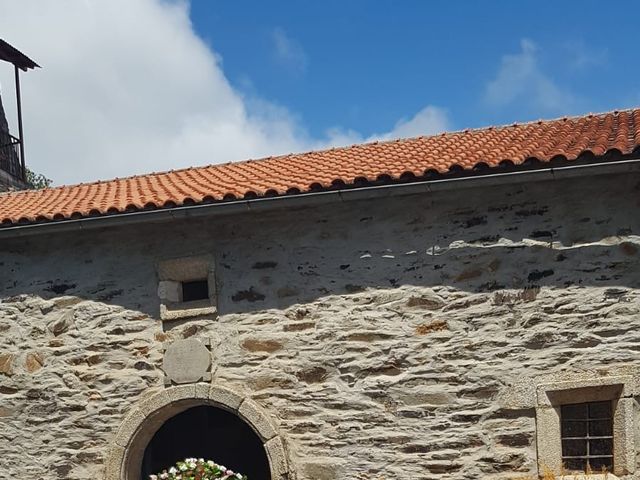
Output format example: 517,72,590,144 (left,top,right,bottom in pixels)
105,384,291,480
